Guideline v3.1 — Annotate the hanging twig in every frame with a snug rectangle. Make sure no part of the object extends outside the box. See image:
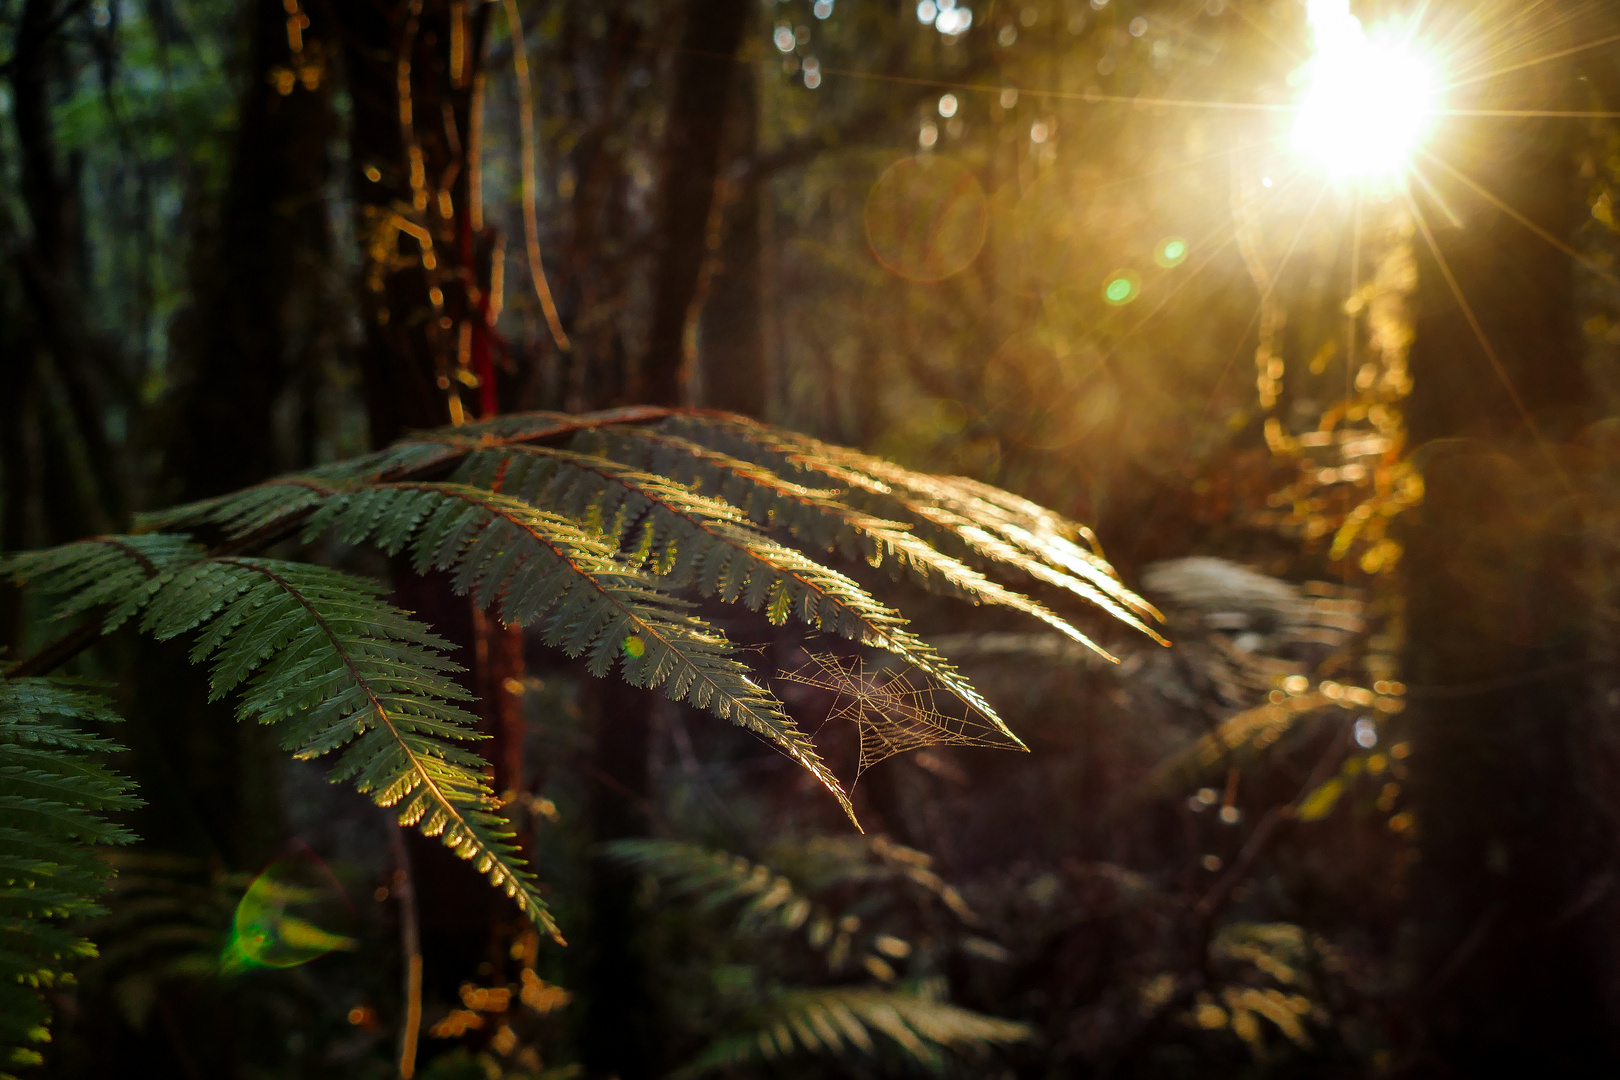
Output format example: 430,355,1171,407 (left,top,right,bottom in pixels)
501,0,570,352
389,826,423,1080
1194,718,1351,922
